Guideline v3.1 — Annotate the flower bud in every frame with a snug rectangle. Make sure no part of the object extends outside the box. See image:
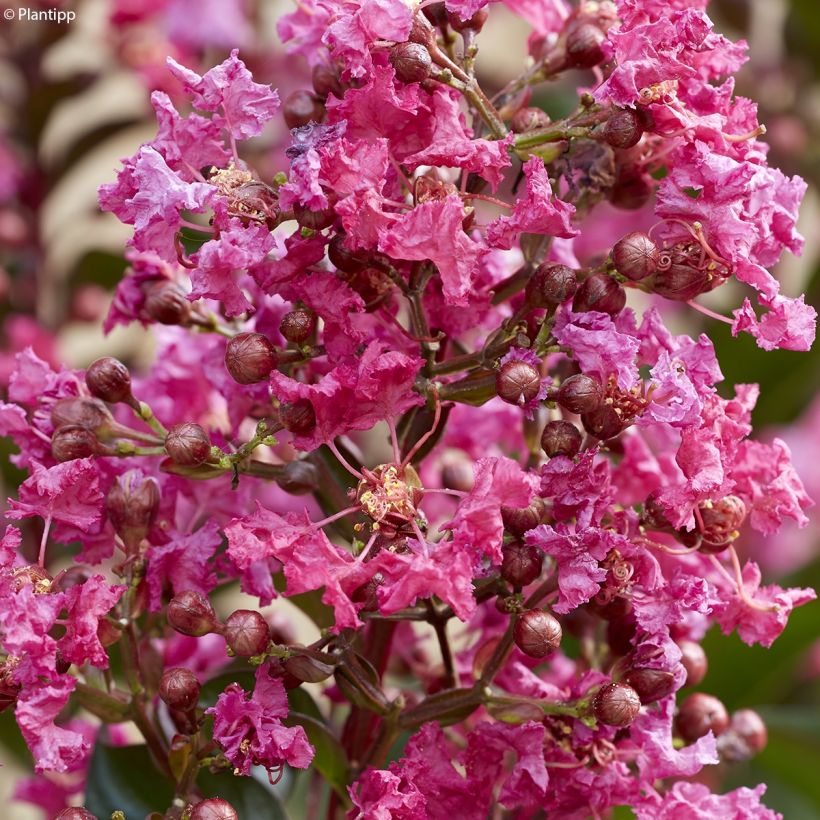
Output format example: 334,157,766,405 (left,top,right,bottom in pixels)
85,357,133,405
311,63,343,100
525,263,577,307
501,540,543,587
224,332,277,384
675,692,729,742
623,666,677,705
717,709,768,761
283,653,335,683
158,666,200,712
612,232,659,281
602,109,644,149
283,90,325,129
651,263,712,301
447,6,488,31
593,682,642,727
698,495,746,547
557,374,603,415
540,420,583,458
496,360,542,407
143,280,191,325
641,489,672,530
167,590,219,637
609,167,653,210
678,640,708,687
389,42,433,83
510,106,551,134
328,233,371,274
165,422,212,466
421,2,447,28
582,403,625,440
52,425,100,462
190,797,239,820
440,452,475,492
565,21,606,68
54,809,98,820
501,496,545,536
279,399,316,434
51,397,113,434
224,609,270,657
276,460,320,495
293,202,336,230
513,609,562,658
573,273,626,315
106,470,161,551
279,309,317,344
